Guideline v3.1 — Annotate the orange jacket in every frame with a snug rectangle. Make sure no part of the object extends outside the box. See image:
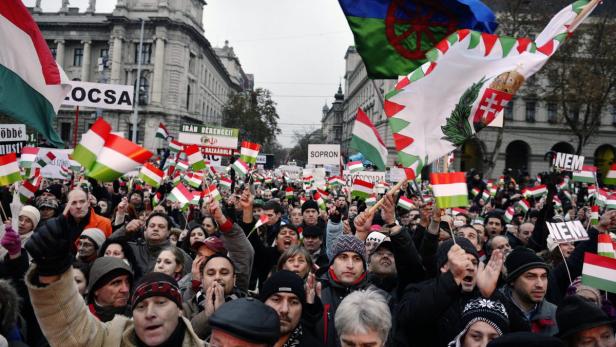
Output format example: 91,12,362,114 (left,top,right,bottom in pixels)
85,208,113,238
